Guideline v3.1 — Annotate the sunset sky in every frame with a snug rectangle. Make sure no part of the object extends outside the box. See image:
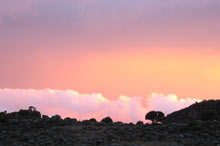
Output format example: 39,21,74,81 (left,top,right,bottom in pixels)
0,0,220,122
